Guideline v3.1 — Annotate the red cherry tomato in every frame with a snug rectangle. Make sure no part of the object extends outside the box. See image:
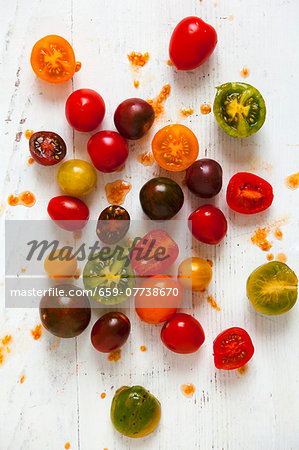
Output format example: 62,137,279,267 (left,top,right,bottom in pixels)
169,16,217,70
65,89,105,132
47,195,89,231
226,172,274,214
135,275,182,324
188,205,227,245
130,229,179,277
161,313,205,354
213,327,254,370
87,131,128,173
